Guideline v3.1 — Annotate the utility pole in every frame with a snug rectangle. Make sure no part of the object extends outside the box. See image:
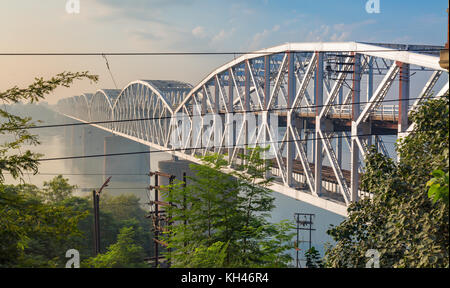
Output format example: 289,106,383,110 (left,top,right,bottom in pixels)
92,176,111,256
294,213,315,268
148,171,175,268
439,7,449,70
